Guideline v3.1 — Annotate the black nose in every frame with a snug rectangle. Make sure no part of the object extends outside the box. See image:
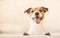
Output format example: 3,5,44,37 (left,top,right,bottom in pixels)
35,12,39,16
